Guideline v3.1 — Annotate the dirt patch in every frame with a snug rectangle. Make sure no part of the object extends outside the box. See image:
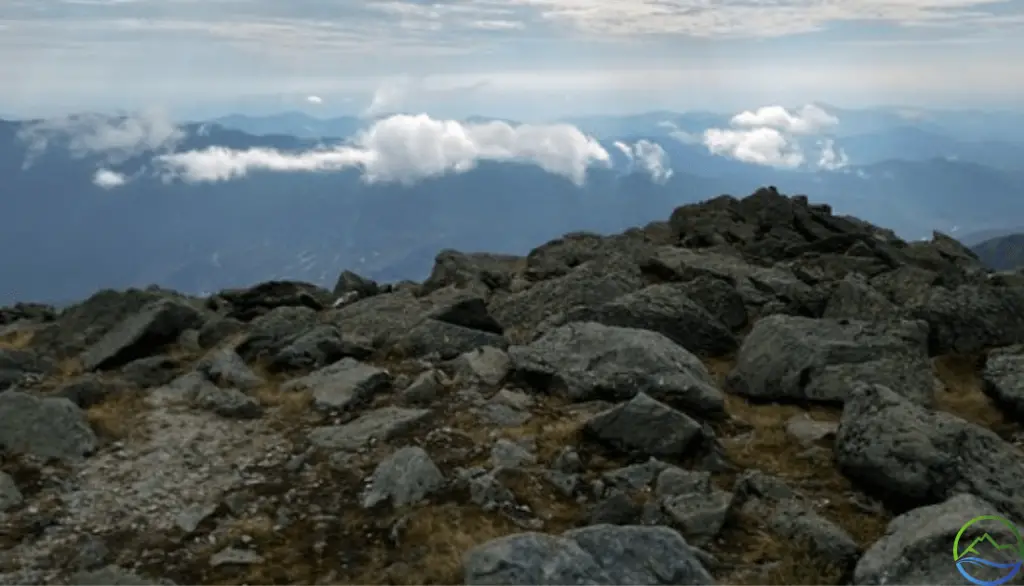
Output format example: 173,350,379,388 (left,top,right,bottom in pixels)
85,389,149,441
933,354,1020,440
